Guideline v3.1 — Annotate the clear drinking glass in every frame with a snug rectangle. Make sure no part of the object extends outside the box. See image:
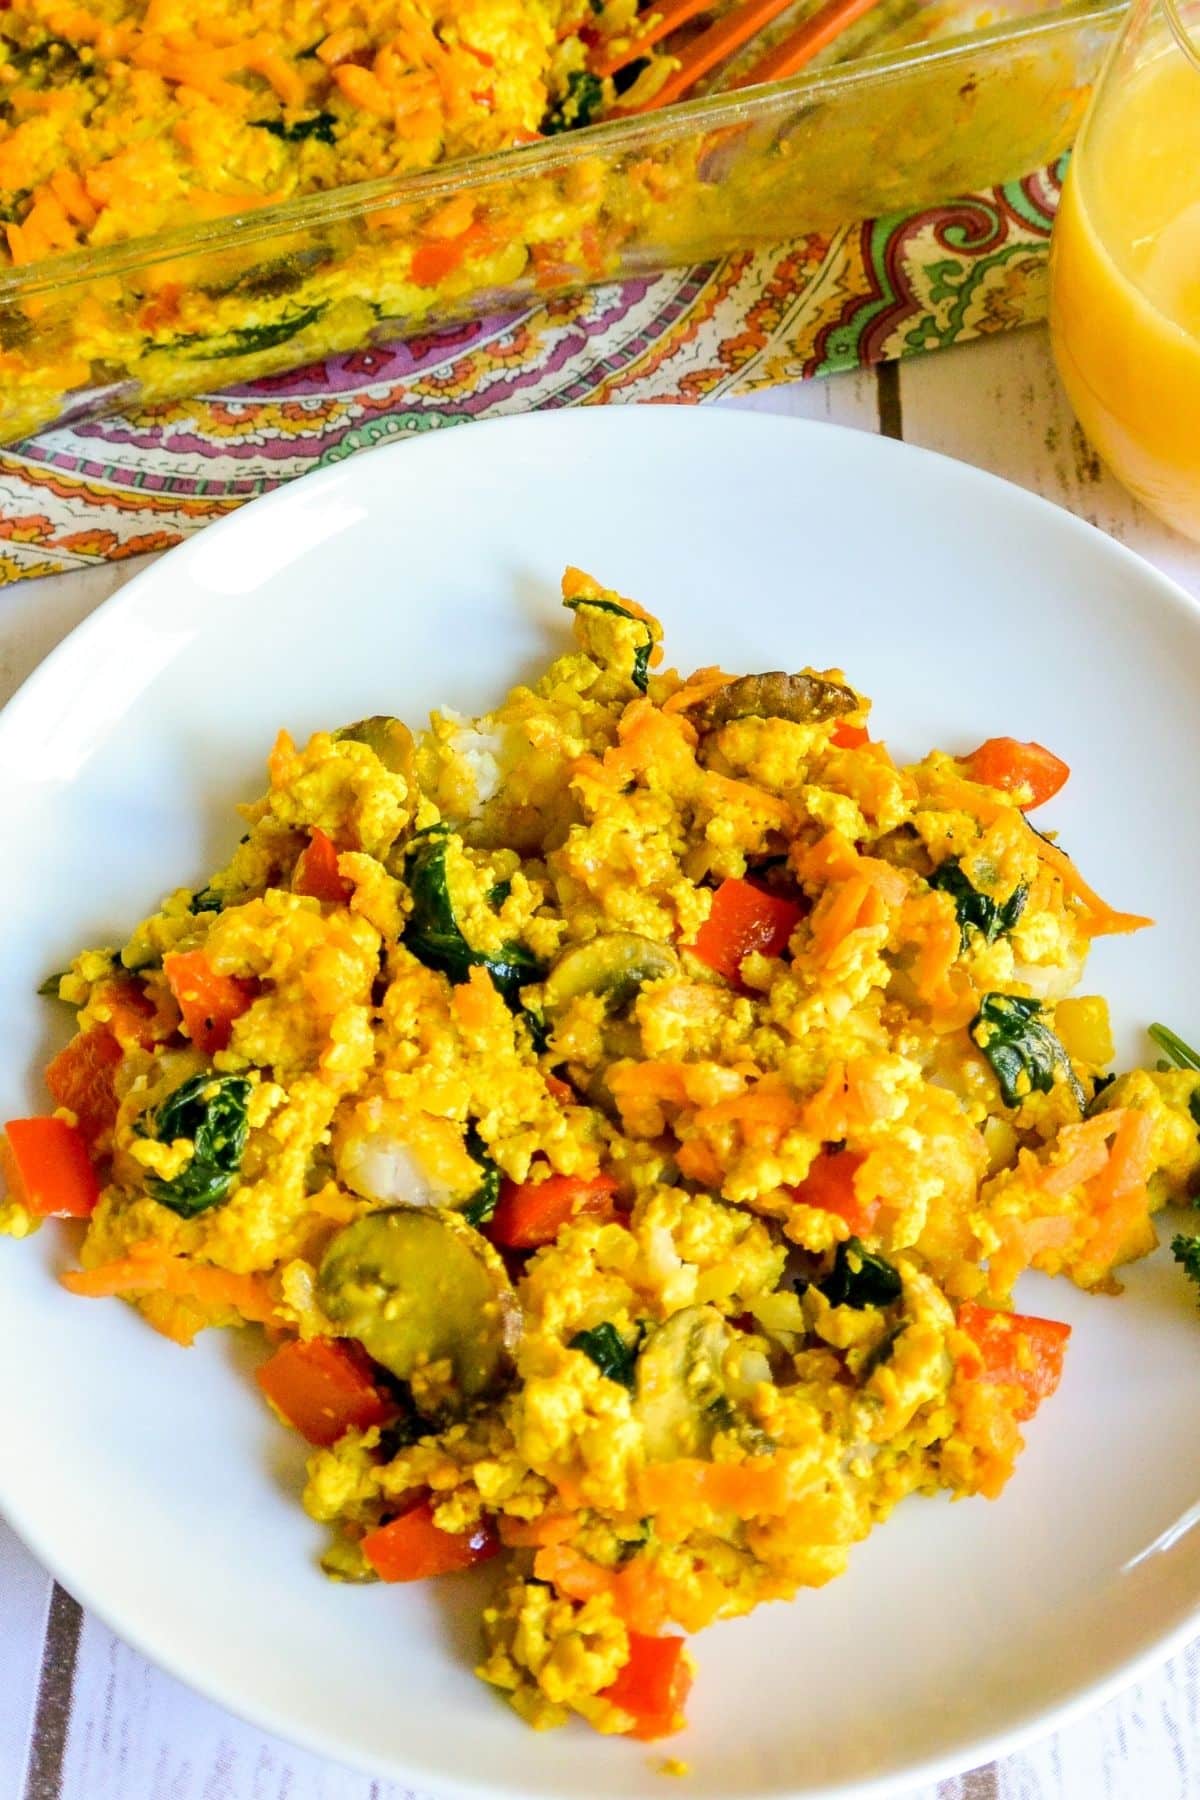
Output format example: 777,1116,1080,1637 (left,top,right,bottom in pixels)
1049,0,1200,538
